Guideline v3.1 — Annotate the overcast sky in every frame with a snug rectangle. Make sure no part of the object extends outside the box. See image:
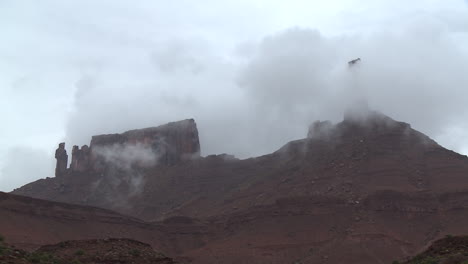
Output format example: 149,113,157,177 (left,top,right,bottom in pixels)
1,0,468,192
